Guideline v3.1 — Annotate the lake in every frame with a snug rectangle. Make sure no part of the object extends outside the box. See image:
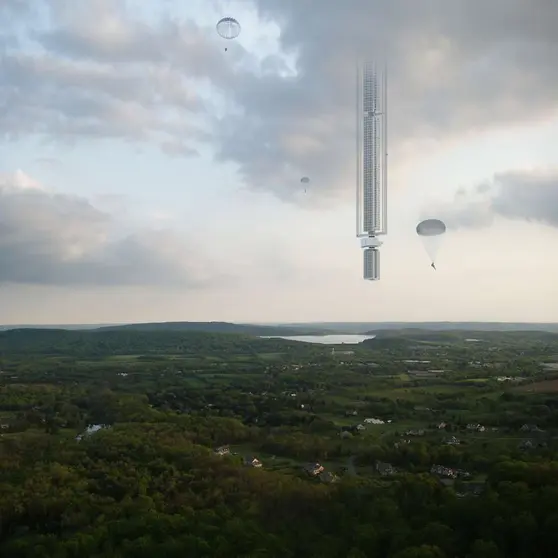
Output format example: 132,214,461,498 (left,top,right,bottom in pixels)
260,334,376,345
